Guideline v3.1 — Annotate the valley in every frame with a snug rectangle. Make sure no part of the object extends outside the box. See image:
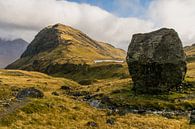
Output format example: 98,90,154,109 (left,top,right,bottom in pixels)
0,55,195,128
1,24,195,129
1,0,195,128
0,67,191,129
